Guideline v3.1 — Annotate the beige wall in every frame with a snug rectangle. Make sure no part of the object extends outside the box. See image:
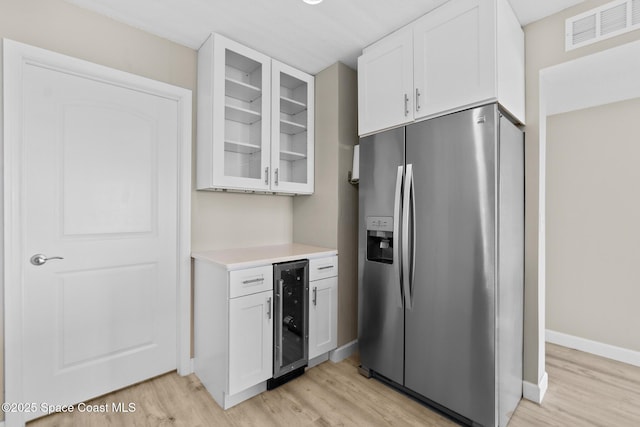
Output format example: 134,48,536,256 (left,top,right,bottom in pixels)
336,65,359,346
0,0,294,253
191,192,292,252
0,0,294,415
293,65,340,249
293,63,359,346
547,99,640,352
524,0,640,383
